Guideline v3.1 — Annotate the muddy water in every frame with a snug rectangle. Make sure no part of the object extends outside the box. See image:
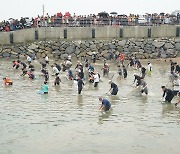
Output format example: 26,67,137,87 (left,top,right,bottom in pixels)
0,58,180,154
